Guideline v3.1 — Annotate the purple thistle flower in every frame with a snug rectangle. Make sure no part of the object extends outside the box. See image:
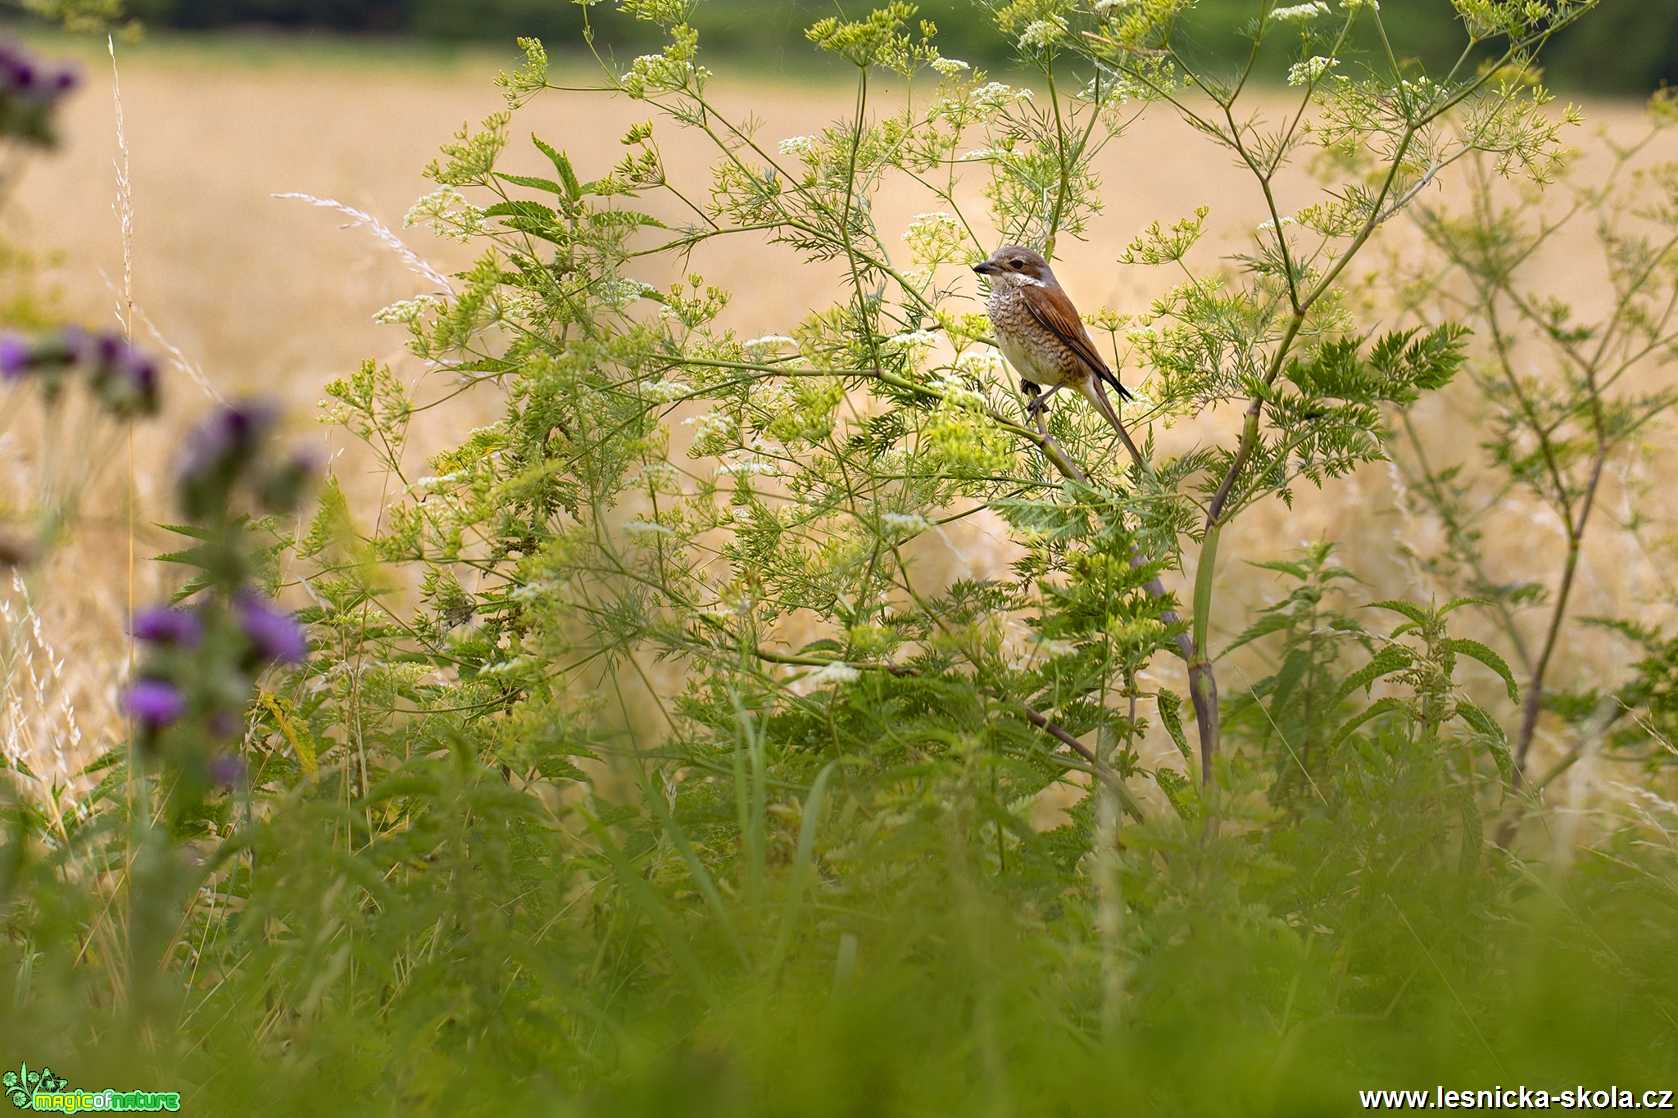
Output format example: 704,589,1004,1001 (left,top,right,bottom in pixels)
84,333,162,417
0,334,28,380
236,592,308,665
120,347,160,411
49,66,79,96
180,400,279,480
131,605,203,648
208,753,247,788
2,55,36,96
125,679,185,729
